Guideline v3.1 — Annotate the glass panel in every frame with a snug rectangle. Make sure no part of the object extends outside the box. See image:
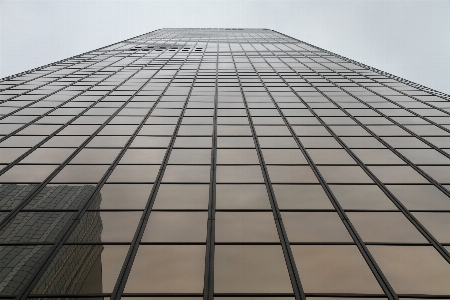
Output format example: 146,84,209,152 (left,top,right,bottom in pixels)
94,184,152,209
68,211,142,242
130,136,171,148
317,166,373,183
216,184,271,209
217,137,254,148
329,185,397,210
307,149,356,164
214,245,293,293
0,165,57,183
162,165,211,183
420,166,450,184
168,149,211,164
25,184,96,210
291,245,383,293
397,149,450,164
387,185,450,210
215,212,280,242
347,212,426,243
153,184,209,209
282,212,352,242
51,165,108,183
107,165,160,183
412,212,450,243
352,149,405,165
124,245,205,292
217,166,264,183
217,149,259,164
71,148,121,164
217,125,252,136
119,149,166,164
261,149,307,164
20,148,75,164
141,212,207,242
369,166,428,183
273,185,333,209
267,166,318,183
368,246,450,294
